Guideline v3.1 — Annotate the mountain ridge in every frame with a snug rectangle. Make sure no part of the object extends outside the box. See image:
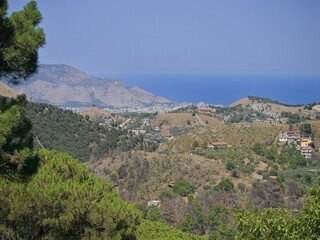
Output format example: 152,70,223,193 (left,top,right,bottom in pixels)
11,64,172,108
